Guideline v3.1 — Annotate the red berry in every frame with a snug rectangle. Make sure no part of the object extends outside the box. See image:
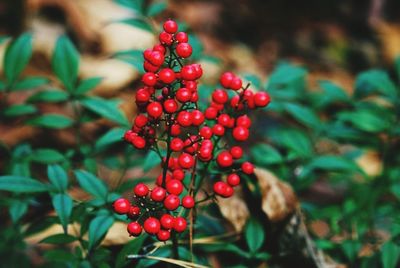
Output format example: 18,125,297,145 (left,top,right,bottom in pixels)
218,114,231,127
223,185,234,197
178,153,194,169
144,217,161,235
163,19,178,34
153,44,166,54
177,111,192,127
157,229,171,241
176,43,192,58
230,95,244,110
132,136,146,149
212,89,228,104
175,32,188,43
159,31,173,45
230,146,243,159
220,72,234,88
184,80,197,91
164,194,180,210
136,88,151,103
170,138,184,151
191,110,205,125
199,126,213,139
227,173,241,186
147,102,163,118
232,126,249,141
243,89,255,109
166,179,183,195
181,65,197,80
124,130,137,142
190,91,199,102
172,169,185,180
151,186,166,202
142,72,157,86
134,183,149,197
160,214,175,229
113,198,130,214
242,161,254,174
159,68,176,84
230,77,242,90
170,124,181,136
156,173,172,186
236,115,251,128
127,222,142,236
182,196,195,208
254,92,271,107
134,114,148,128
217,151,233,167
204,107,218,119
127,206,140,219
148,50,164,66
173,217,187,232
163,99,178,113
213,181,227,196
212,124,225,136
176,87,192,103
